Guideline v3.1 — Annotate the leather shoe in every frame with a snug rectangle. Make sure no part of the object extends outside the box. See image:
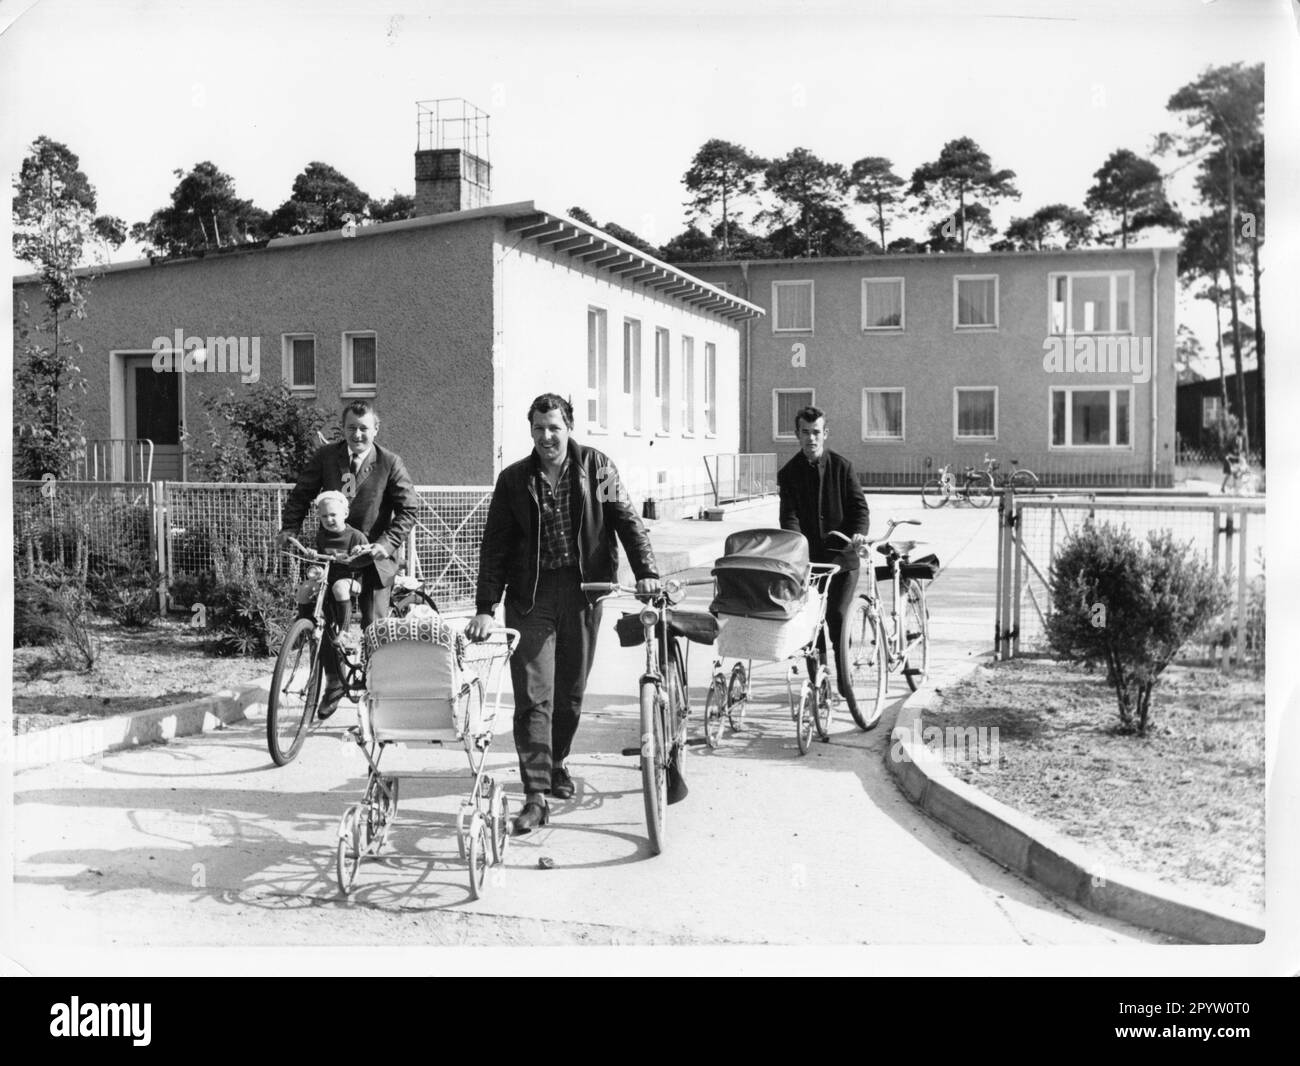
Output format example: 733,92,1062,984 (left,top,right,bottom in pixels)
316,681,346,721
512,796,550,836
550,766,575,800
666,752,688,805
